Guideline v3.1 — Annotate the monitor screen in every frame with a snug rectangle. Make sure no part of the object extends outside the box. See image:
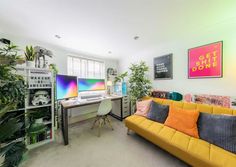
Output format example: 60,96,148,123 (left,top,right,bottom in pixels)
78,78,105,92
56,74,78,100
